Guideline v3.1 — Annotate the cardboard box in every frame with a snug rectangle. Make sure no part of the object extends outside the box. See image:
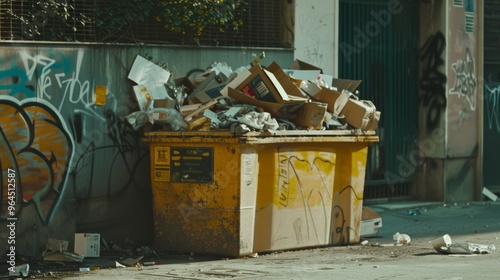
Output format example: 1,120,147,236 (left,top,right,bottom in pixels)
302,81,379,130
132,83,170,112
74,233,100,258
338,97,378,130
291,101,327,129
235,64,292,103
228,88,304,118
188,71,228,103
220,69,252,98
360,207,383,237
170,77,196,97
